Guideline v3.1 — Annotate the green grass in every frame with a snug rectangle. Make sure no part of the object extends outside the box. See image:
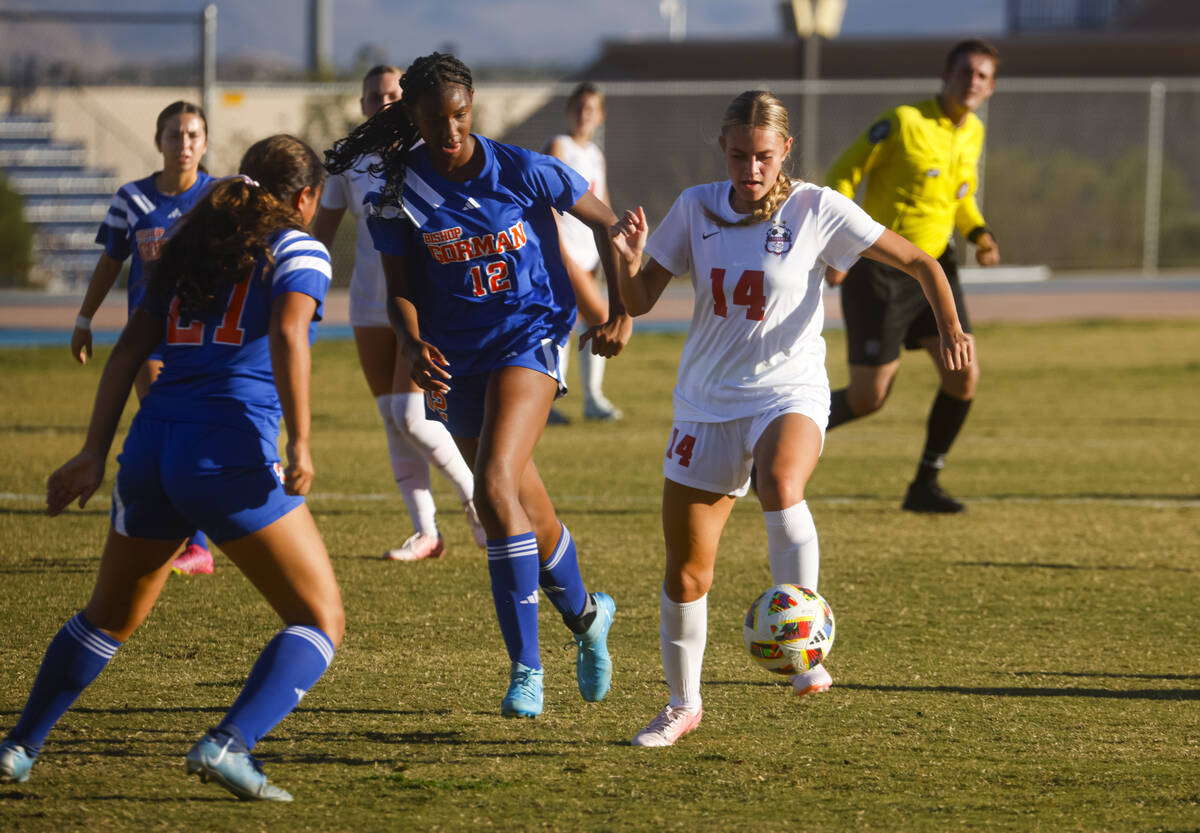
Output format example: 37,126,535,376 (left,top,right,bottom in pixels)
1,319,1197,832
